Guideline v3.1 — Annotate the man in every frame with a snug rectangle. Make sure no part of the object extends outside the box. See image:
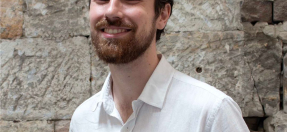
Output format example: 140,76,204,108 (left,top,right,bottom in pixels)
70,0,249,131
